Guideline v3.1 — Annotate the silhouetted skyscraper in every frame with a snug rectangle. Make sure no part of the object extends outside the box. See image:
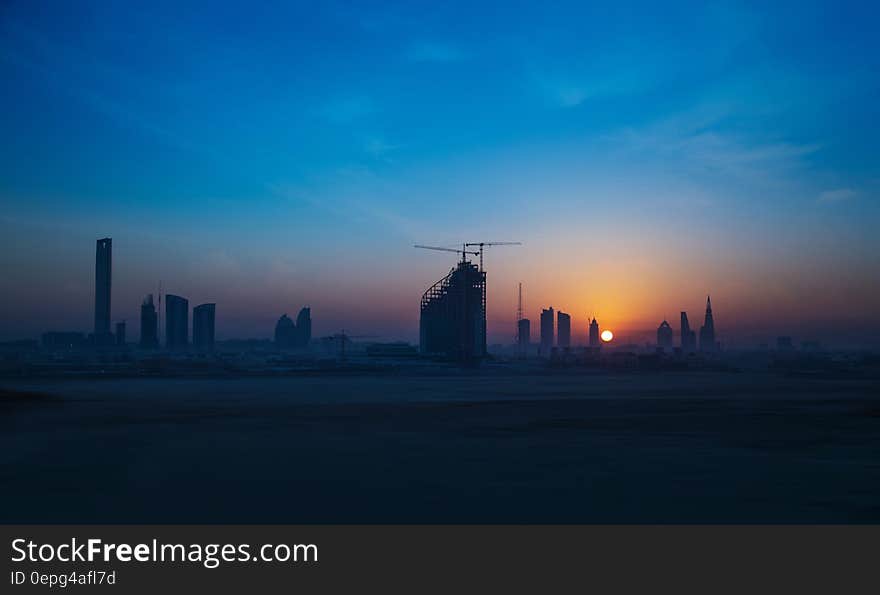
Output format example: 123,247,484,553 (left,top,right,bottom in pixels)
515,282,526,355
115,321,126,346
140,294,158,349
94,238,112,342
275,307,312,350
657,320,673,350
540,307,554,353
517,318,531,349
557,311,571,349
275,314,296,349
589,318,600,347
680,311,696,352
699,296,717,353
420,260,486,360
165,294,189,350
193,303,216,352
296,307,312,348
